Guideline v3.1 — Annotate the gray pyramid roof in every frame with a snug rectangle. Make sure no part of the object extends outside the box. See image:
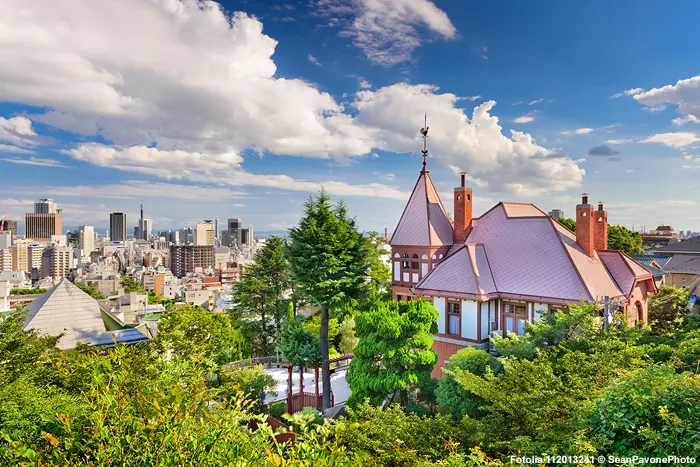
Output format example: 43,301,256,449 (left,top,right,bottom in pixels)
23,278,147,349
